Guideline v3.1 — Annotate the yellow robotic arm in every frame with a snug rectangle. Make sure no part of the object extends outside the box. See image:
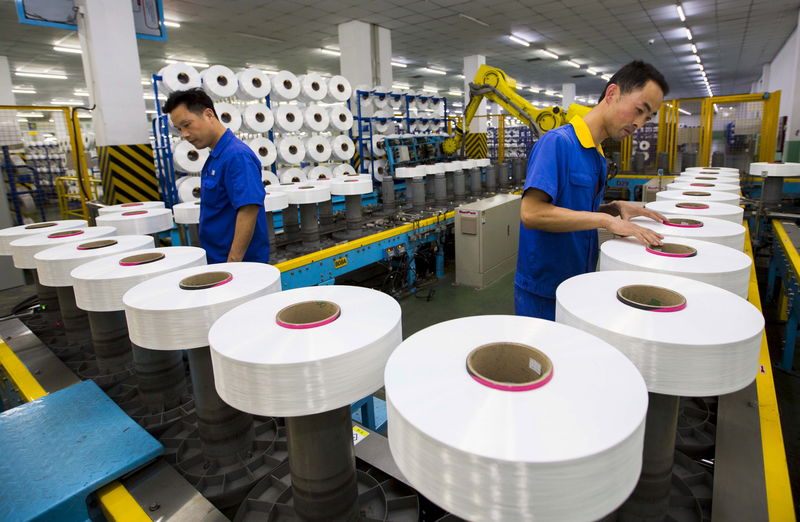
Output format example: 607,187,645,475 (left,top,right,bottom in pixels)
443,65,591,155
